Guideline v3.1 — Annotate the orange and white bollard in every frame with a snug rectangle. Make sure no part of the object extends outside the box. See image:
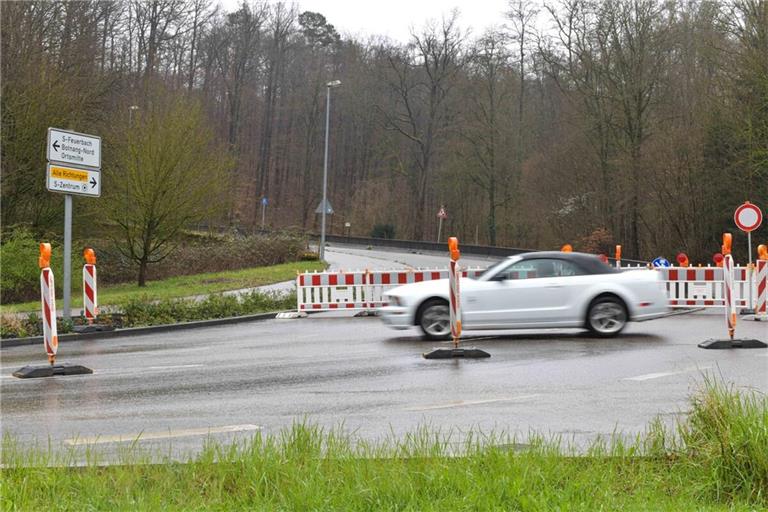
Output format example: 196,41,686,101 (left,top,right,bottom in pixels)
755,245,767,321
83,248,98,324
697,234,766,349
422,237,490,359
723,253,737,339
615,245,622,269
39,243,58,365
11,243,95,378
448,237,462,348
